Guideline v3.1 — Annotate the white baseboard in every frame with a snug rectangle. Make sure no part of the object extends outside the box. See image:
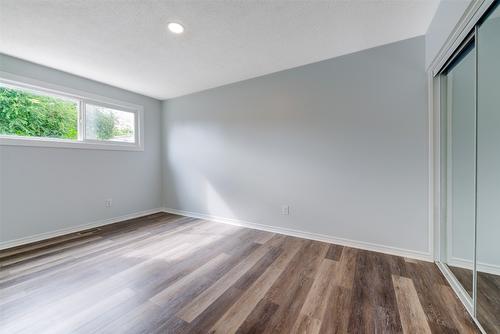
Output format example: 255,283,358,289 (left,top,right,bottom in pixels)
448,257,500,276
0,208,164,250
161,207,433,262
1,206,435,263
